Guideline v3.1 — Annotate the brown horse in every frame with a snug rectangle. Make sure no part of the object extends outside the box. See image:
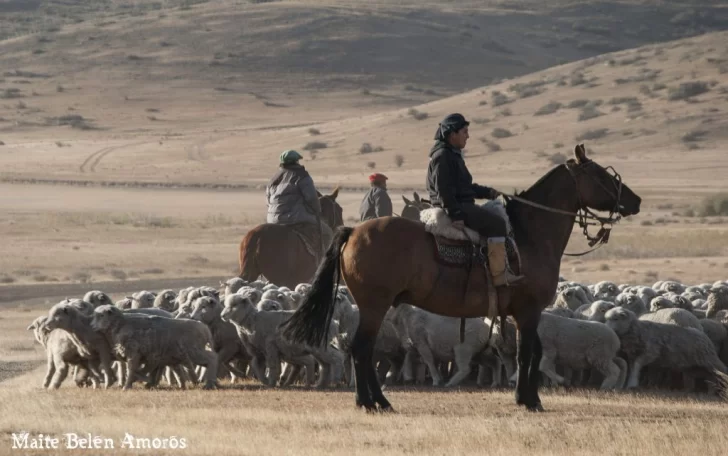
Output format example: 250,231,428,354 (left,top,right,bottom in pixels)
237,188,344,288
284,145,641,412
